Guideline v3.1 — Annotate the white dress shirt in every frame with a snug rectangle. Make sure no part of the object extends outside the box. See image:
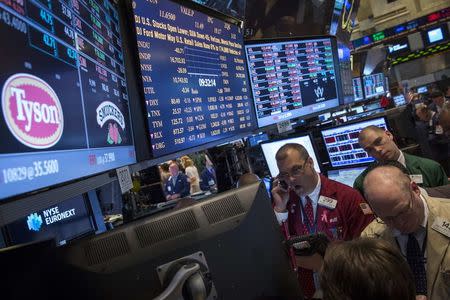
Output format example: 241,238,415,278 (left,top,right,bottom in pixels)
275,174,321,224
397,150,406,167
